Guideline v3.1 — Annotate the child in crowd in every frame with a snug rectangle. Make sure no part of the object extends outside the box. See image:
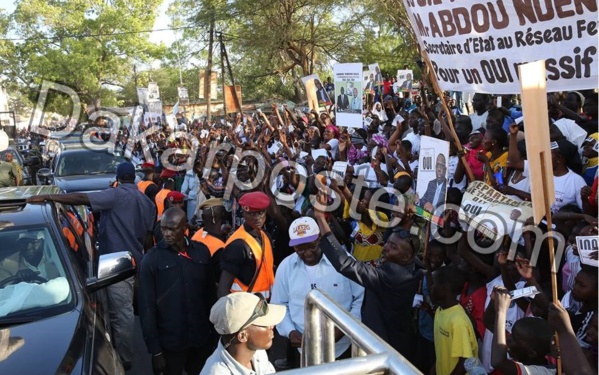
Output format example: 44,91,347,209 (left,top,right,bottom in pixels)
416,240,447,372
430,265,478,375
491,286,556,375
